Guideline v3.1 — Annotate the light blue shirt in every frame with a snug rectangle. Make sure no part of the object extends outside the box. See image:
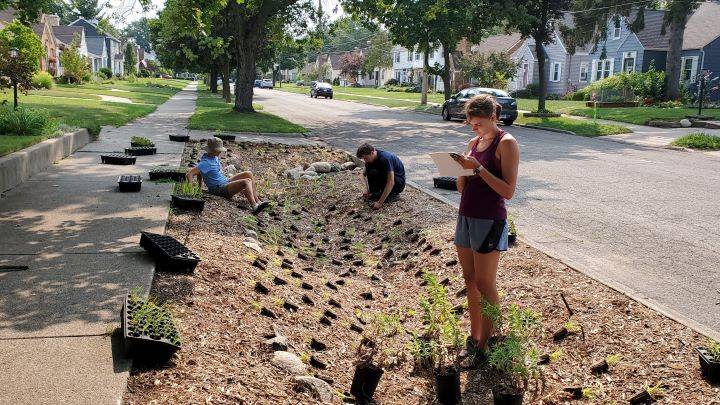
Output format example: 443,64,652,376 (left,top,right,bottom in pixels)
197,154,228,188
